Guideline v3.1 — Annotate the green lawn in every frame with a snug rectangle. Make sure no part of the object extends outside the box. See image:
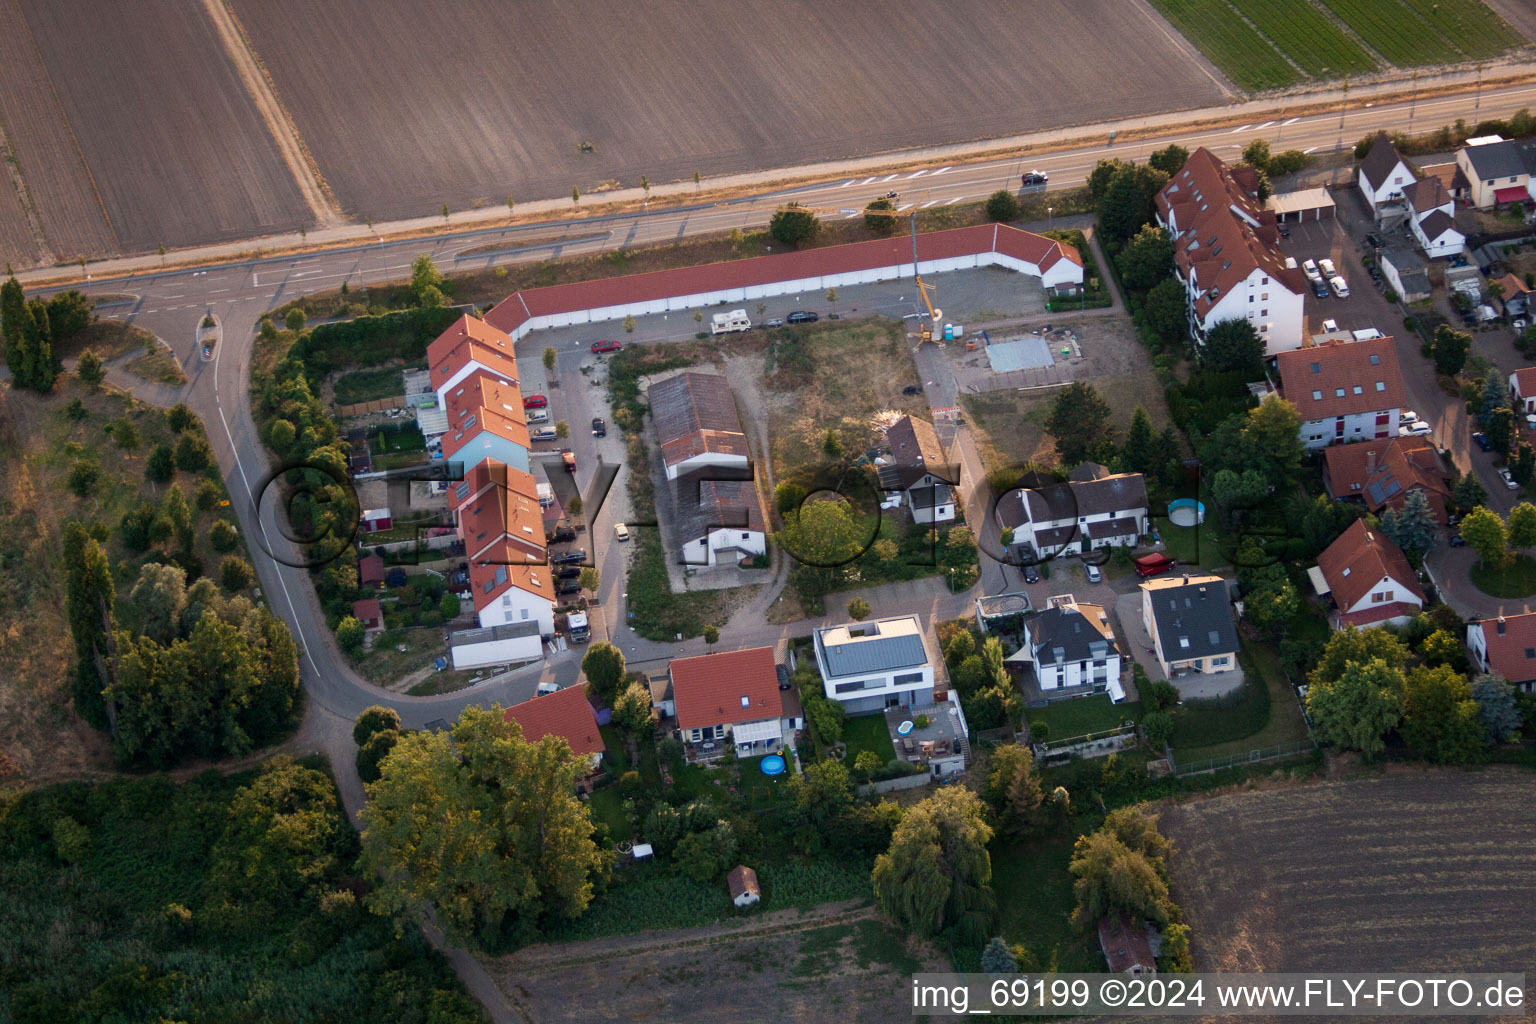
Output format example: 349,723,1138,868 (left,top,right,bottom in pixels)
1470,553,1536,600
841,714,896,767
1157,518,1228,571
334,365,413,406
991,833,1101,973
586,785,632,843
1172,639,1311,762
1029,695,1140,742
